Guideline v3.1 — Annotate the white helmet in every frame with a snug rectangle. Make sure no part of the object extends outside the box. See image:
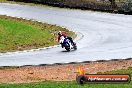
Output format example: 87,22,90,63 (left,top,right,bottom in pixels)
58,31,62,35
